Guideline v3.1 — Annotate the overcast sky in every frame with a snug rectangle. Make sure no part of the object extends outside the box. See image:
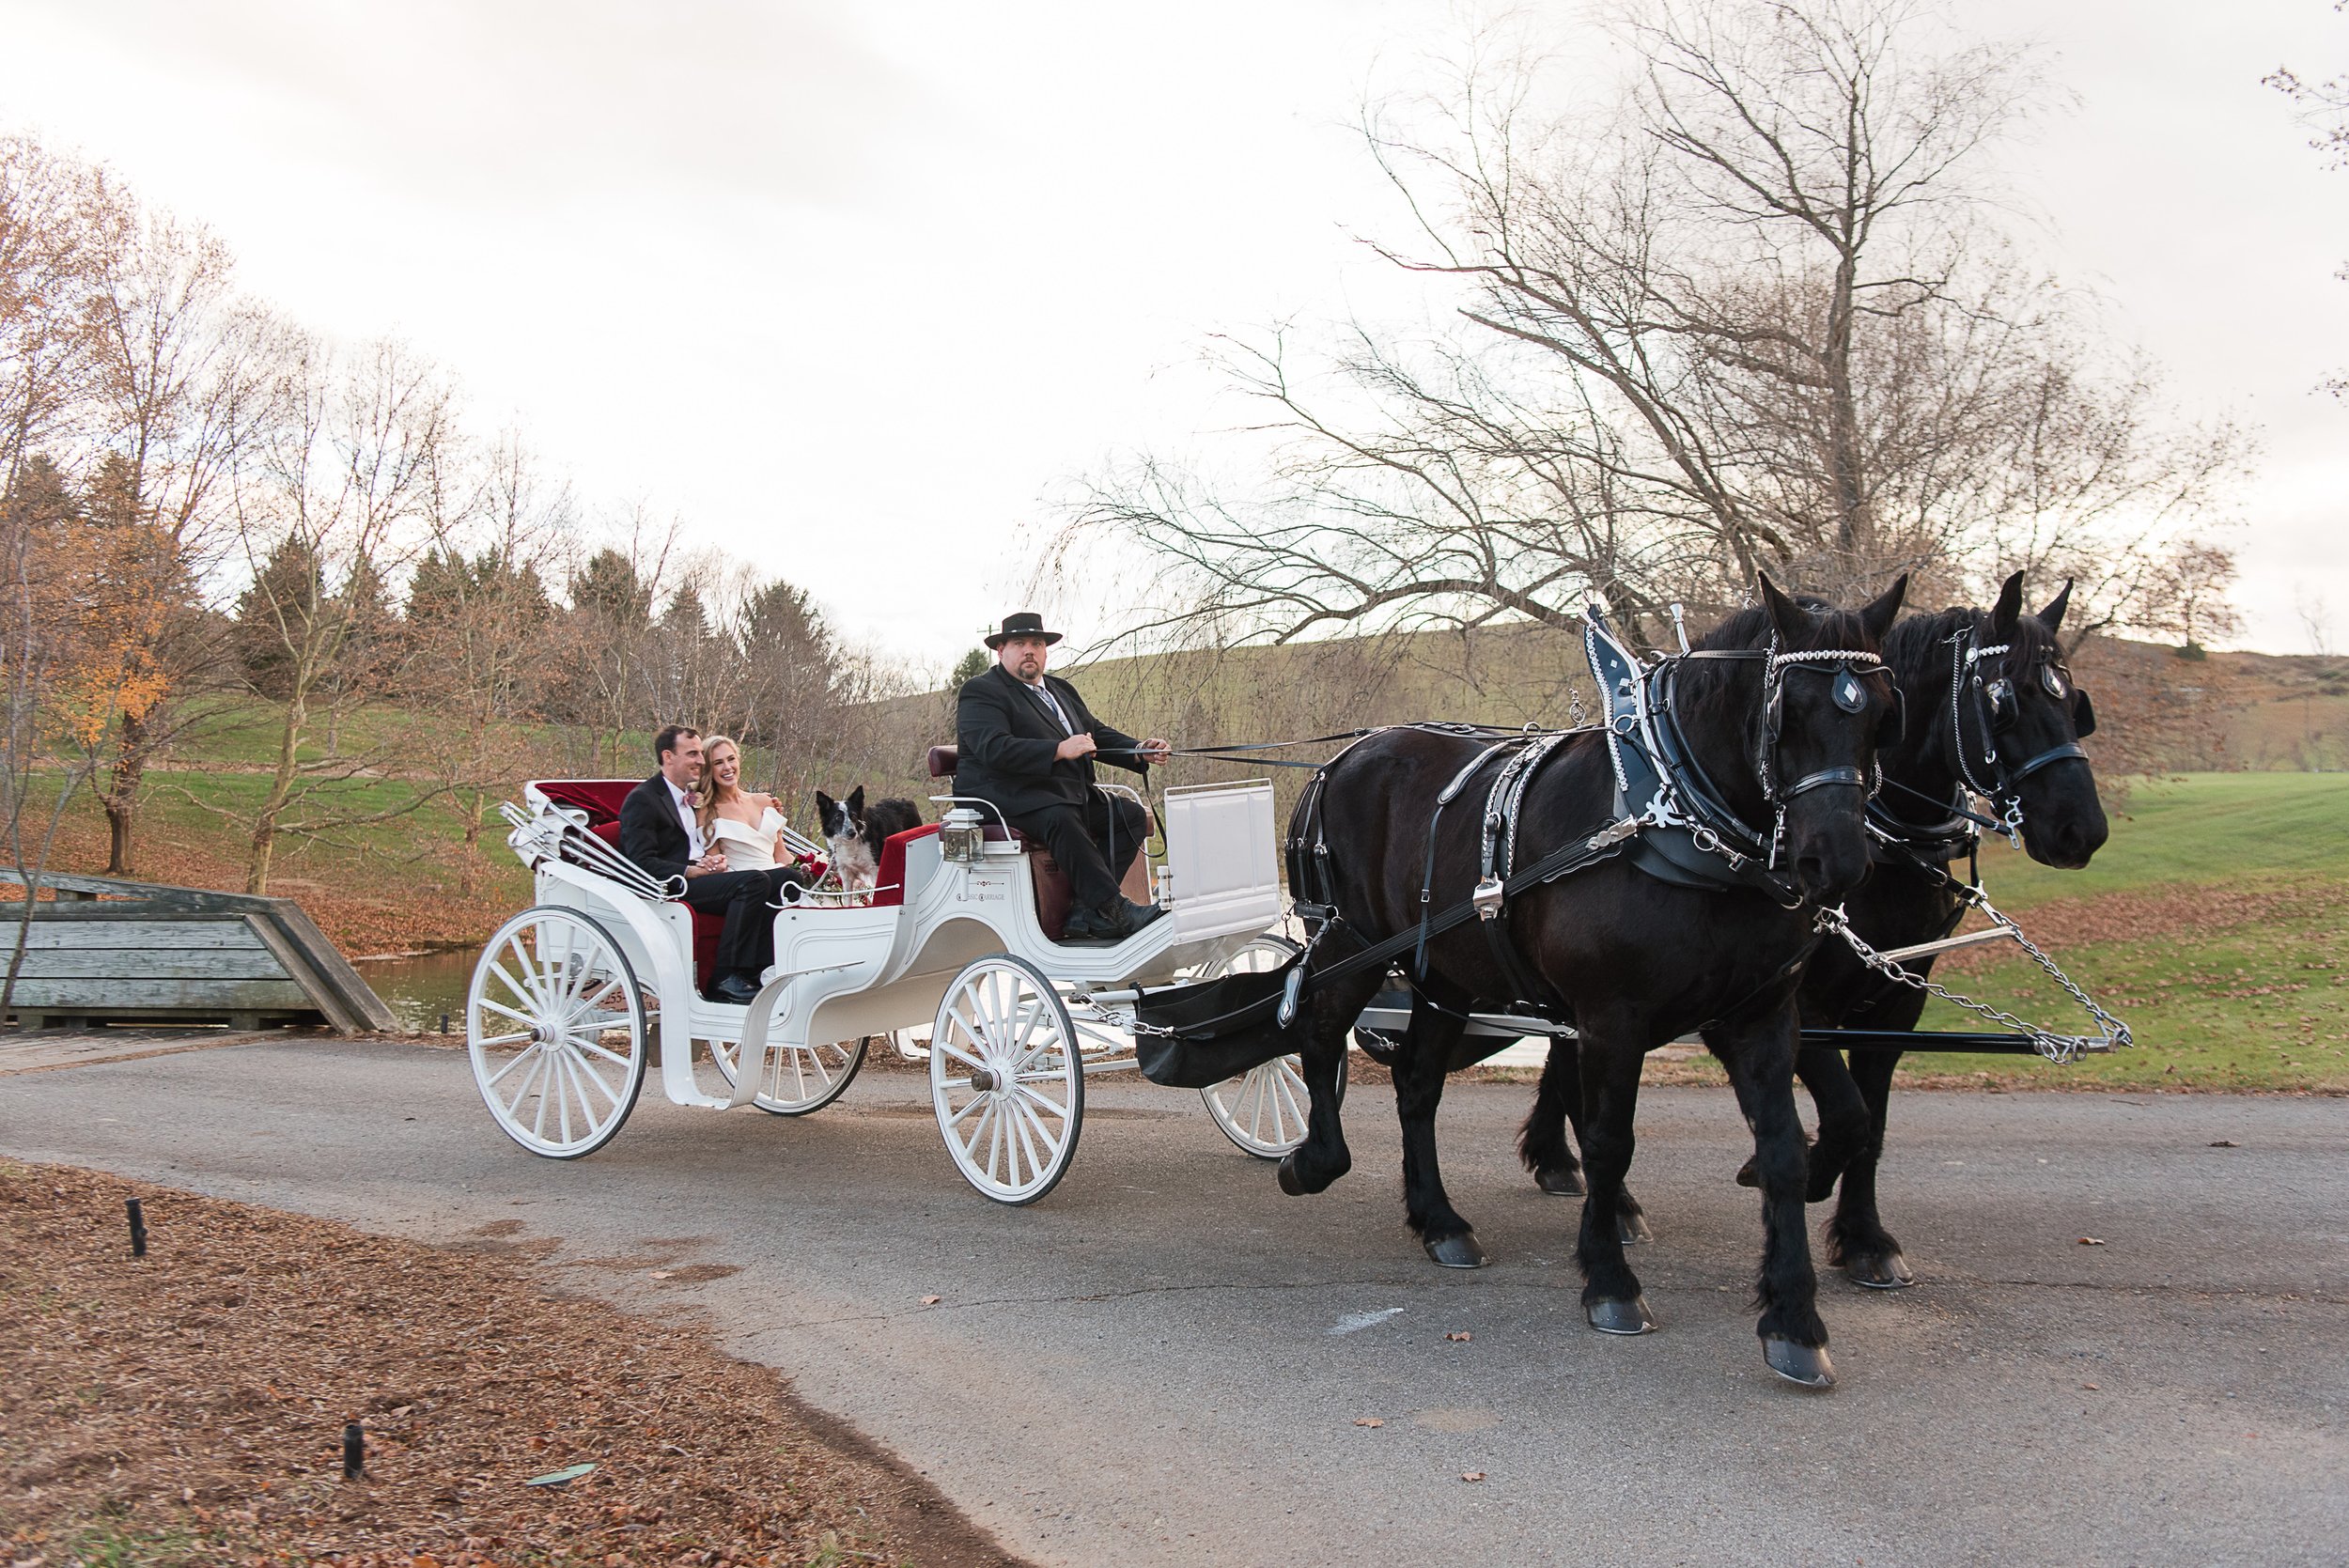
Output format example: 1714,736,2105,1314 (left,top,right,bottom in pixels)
4,0,2344,662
